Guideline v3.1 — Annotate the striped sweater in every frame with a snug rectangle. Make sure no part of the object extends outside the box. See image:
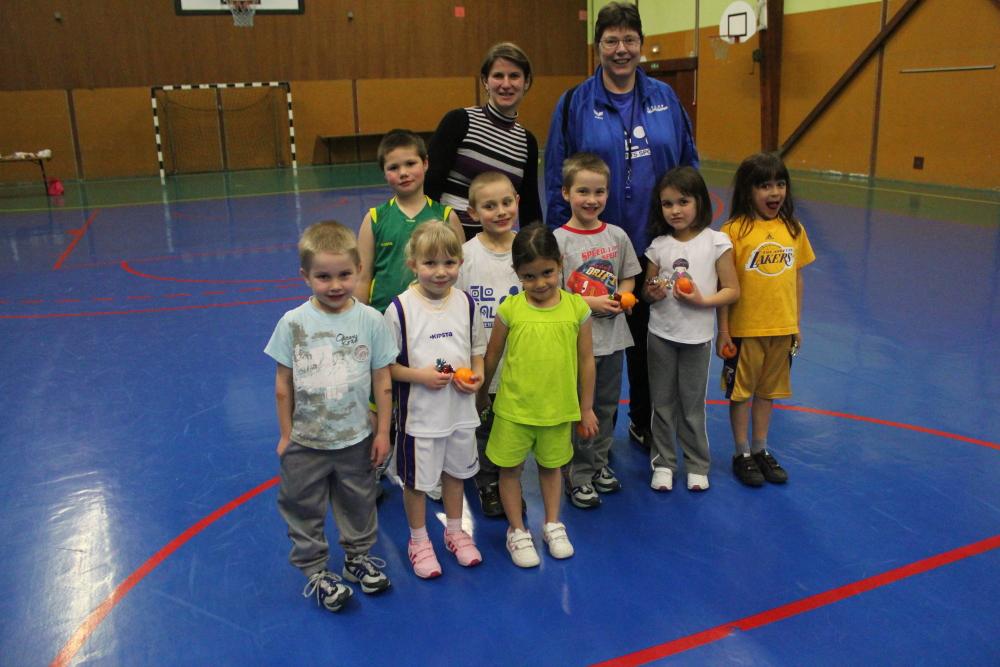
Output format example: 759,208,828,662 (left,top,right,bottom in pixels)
426,104,542,240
